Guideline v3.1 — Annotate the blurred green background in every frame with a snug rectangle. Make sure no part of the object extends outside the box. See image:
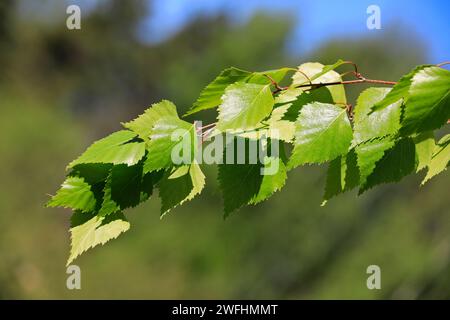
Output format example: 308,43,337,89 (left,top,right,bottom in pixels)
0,0,449,299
